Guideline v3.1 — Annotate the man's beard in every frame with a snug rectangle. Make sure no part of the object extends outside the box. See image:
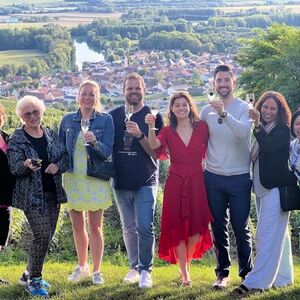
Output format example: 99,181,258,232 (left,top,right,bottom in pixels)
216,87,231,98
126,93,143,105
